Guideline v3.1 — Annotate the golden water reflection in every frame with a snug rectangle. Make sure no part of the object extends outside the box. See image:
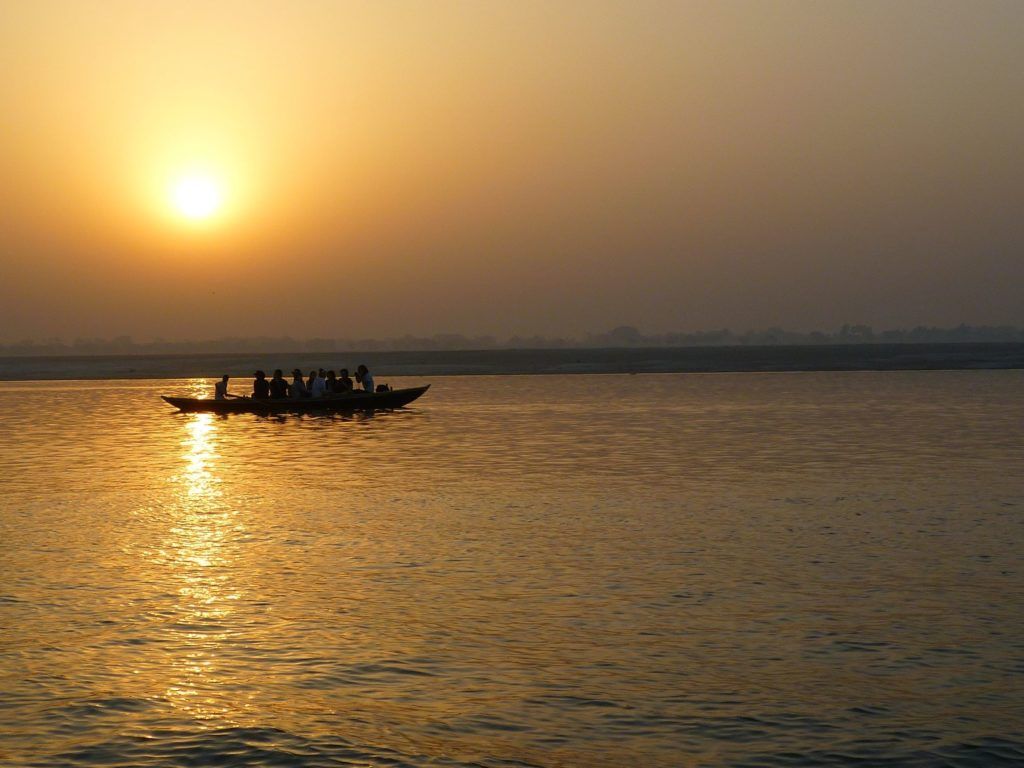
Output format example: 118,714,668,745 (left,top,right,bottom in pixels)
182,412,220,500
162,410,250,722
2,373,1023,764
